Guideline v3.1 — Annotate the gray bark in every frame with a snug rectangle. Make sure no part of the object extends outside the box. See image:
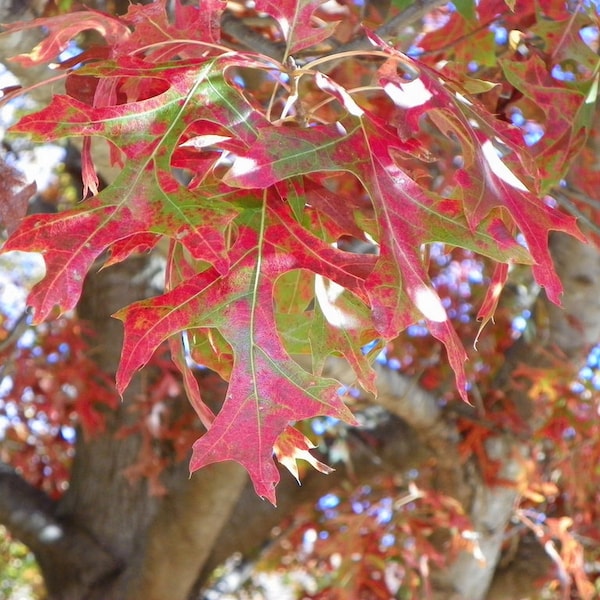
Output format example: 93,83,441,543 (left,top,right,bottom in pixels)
546,233,600,357
0,461,121,599
129,461,248,600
